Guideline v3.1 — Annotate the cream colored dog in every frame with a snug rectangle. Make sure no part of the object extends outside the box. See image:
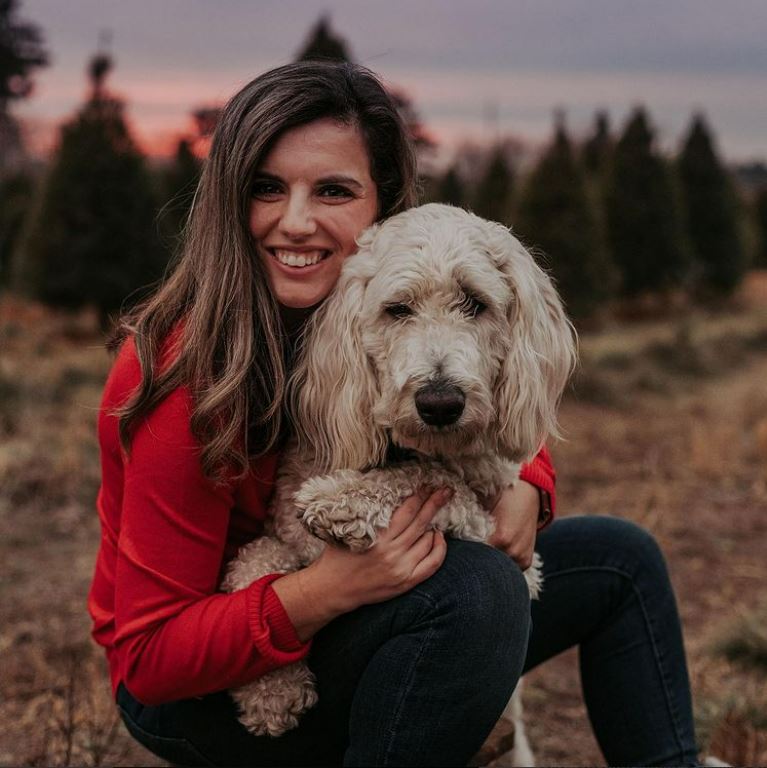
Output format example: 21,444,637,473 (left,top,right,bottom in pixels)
222,204,576,755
